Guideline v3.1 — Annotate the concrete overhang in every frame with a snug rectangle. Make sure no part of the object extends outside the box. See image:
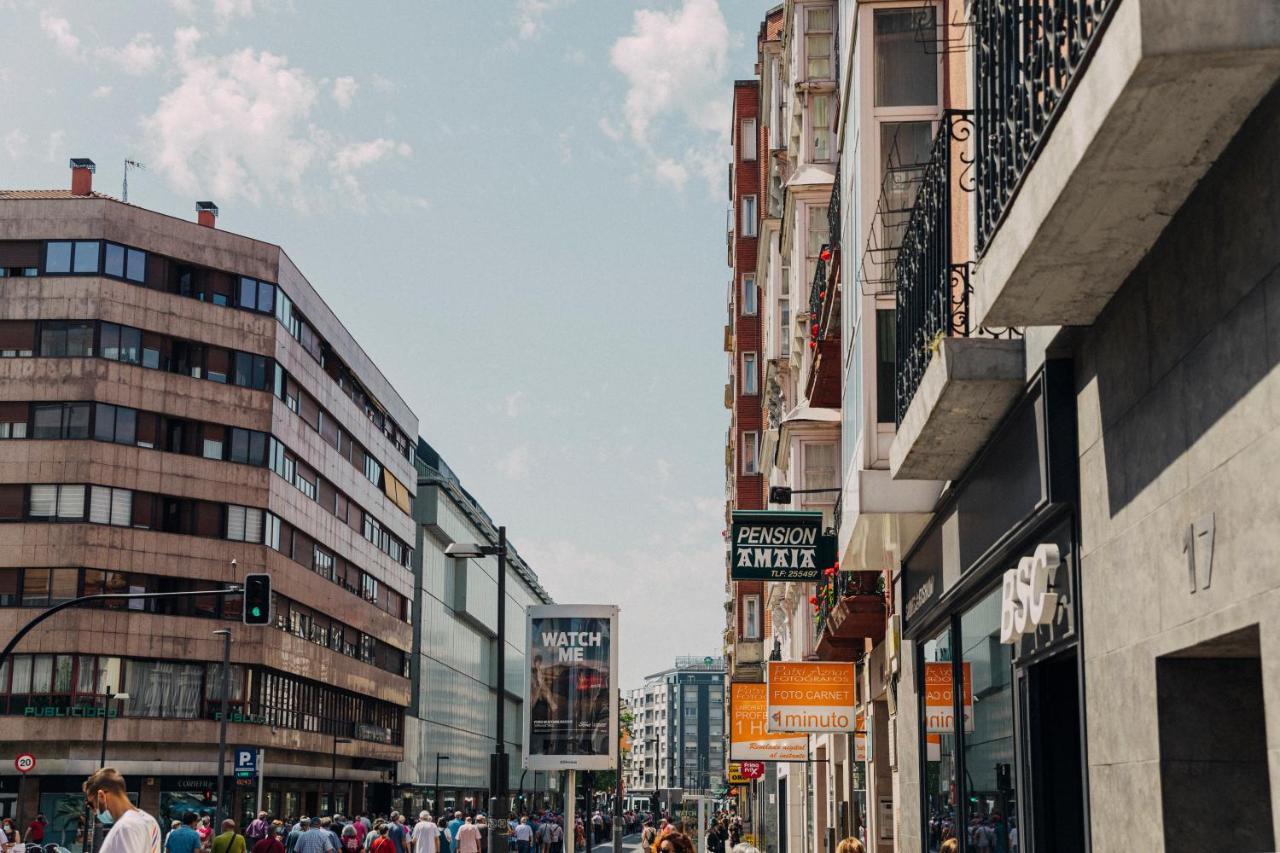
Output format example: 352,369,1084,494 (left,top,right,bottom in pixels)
971,0,1280,328
838,468,942,574
890,337,1025,481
